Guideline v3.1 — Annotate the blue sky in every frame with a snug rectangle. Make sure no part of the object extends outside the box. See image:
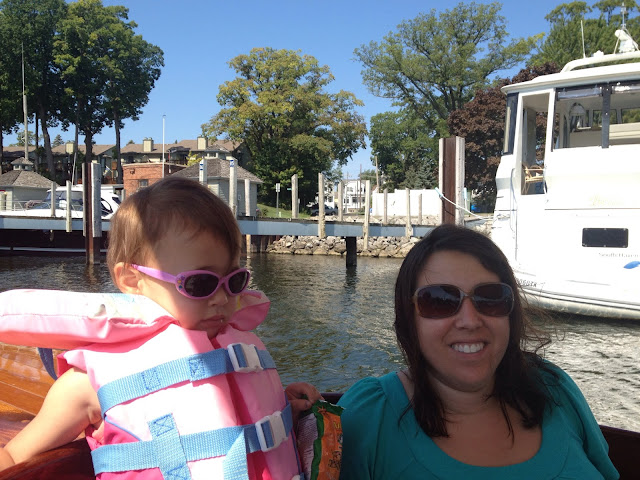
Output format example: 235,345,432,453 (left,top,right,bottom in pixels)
10,0,564,178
